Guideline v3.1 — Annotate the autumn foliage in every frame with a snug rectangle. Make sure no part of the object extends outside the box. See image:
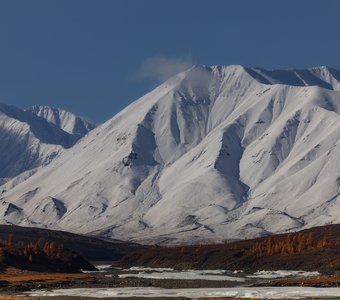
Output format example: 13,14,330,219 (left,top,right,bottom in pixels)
250,232,332,257
0,230,96,273
0,234,64,263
